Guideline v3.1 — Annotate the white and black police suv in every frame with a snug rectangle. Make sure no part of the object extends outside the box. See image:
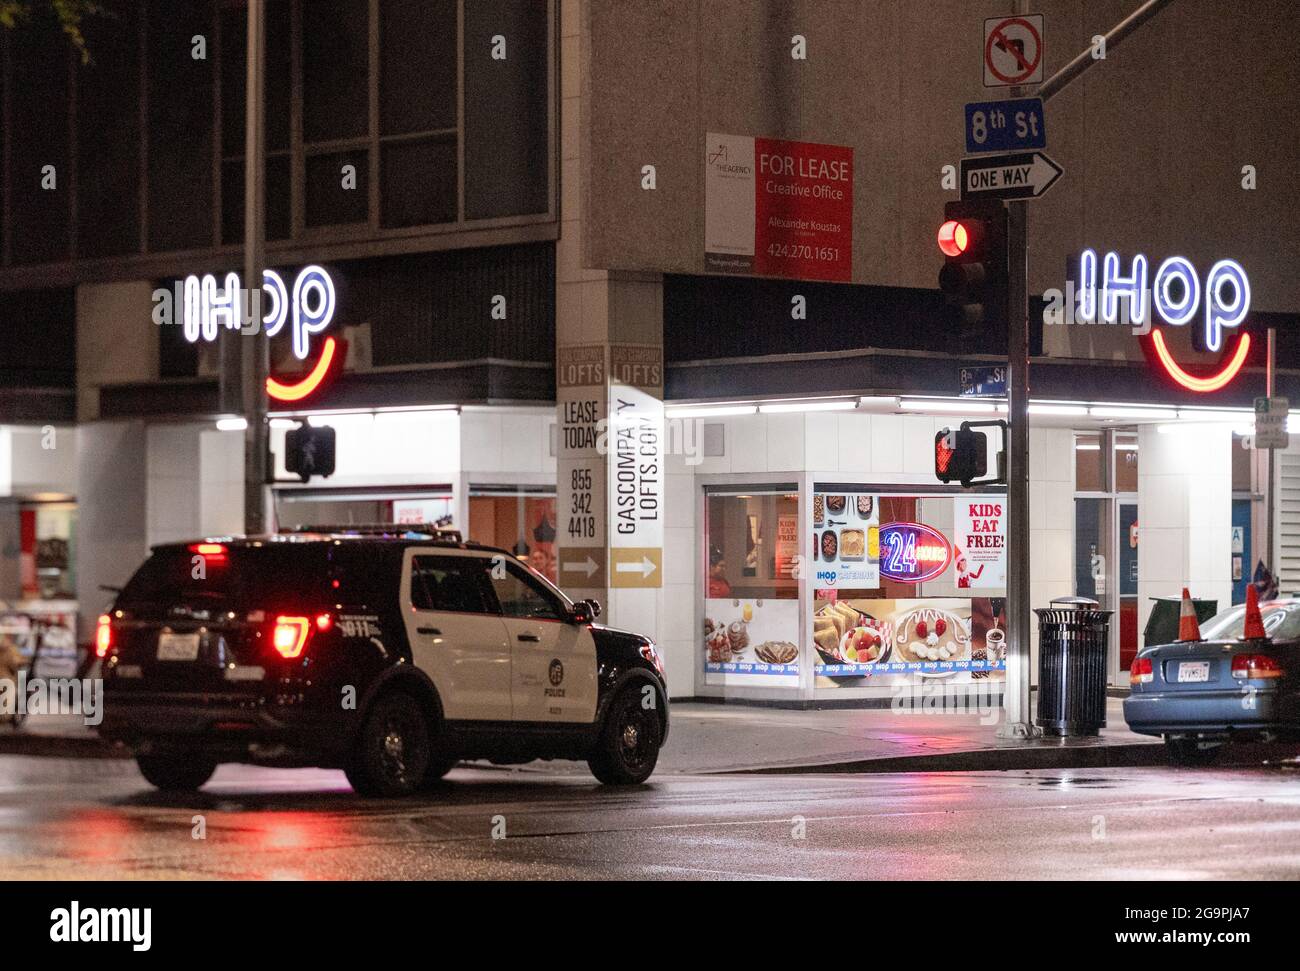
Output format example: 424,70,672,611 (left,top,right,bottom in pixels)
96,526,668,796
